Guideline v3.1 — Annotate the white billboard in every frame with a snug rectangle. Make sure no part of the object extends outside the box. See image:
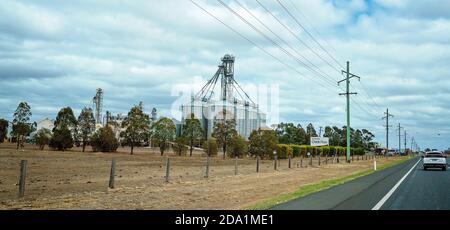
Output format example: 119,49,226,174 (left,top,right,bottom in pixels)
310,137,329,146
